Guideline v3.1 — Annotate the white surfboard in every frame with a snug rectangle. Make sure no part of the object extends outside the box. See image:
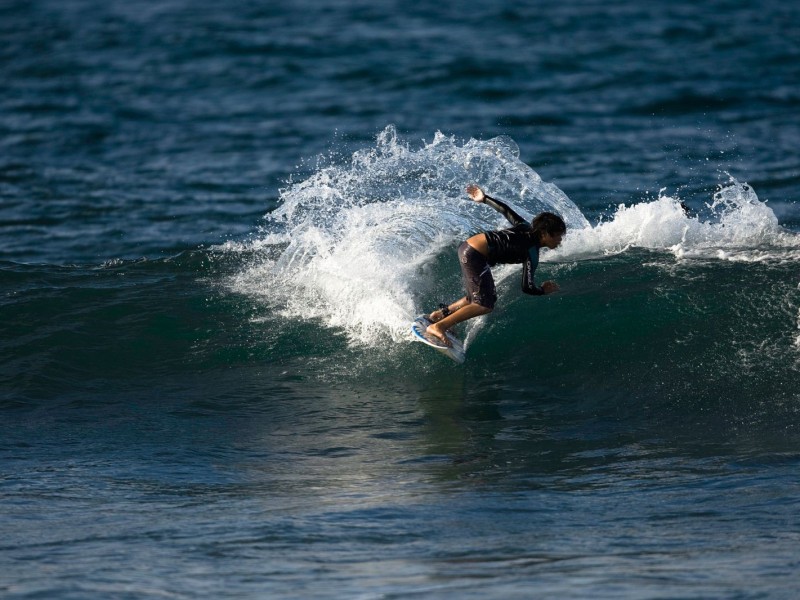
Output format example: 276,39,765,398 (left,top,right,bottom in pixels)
410,315,466,364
